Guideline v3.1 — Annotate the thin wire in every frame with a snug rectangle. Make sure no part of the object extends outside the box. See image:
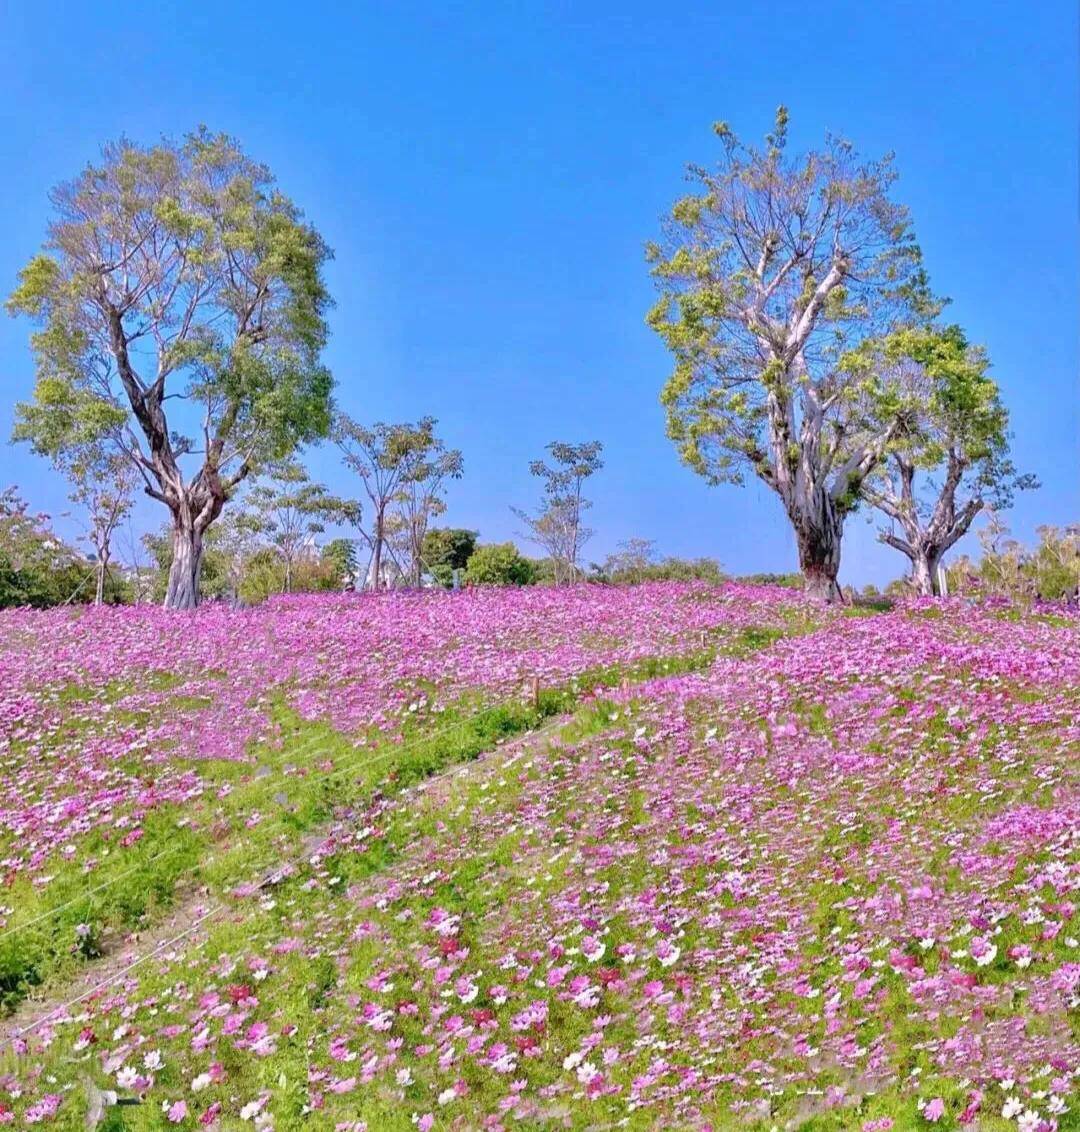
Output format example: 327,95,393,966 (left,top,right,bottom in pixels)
7,703,563,1046
0,697,521,941
0,844,185,941
6,905,222,1045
